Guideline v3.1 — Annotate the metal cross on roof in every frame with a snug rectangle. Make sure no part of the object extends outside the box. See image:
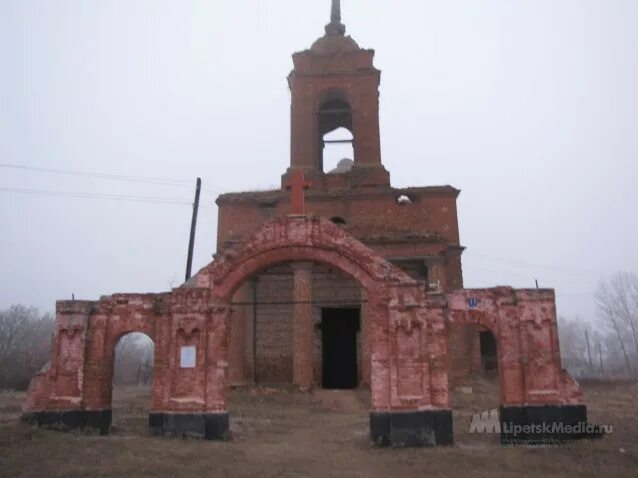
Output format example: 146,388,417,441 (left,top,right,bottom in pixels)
286,170,311,215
